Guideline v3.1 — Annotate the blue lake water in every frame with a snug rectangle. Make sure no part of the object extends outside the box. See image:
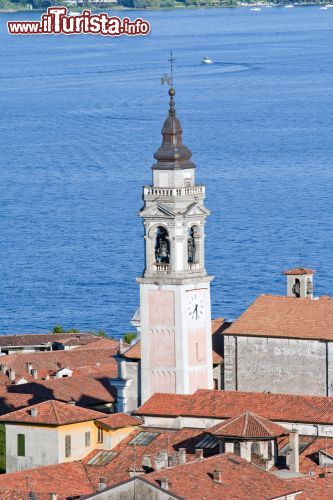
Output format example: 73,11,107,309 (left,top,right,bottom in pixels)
0,6,332,336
